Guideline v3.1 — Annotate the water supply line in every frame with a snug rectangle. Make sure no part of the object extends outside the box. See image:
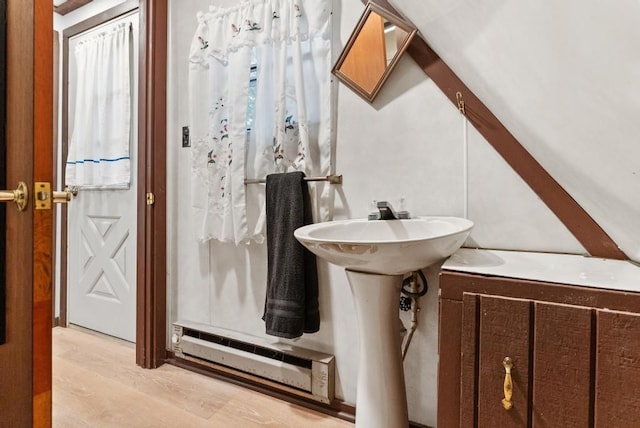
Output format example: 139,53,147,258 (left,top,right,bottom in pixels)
400,270,428,361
